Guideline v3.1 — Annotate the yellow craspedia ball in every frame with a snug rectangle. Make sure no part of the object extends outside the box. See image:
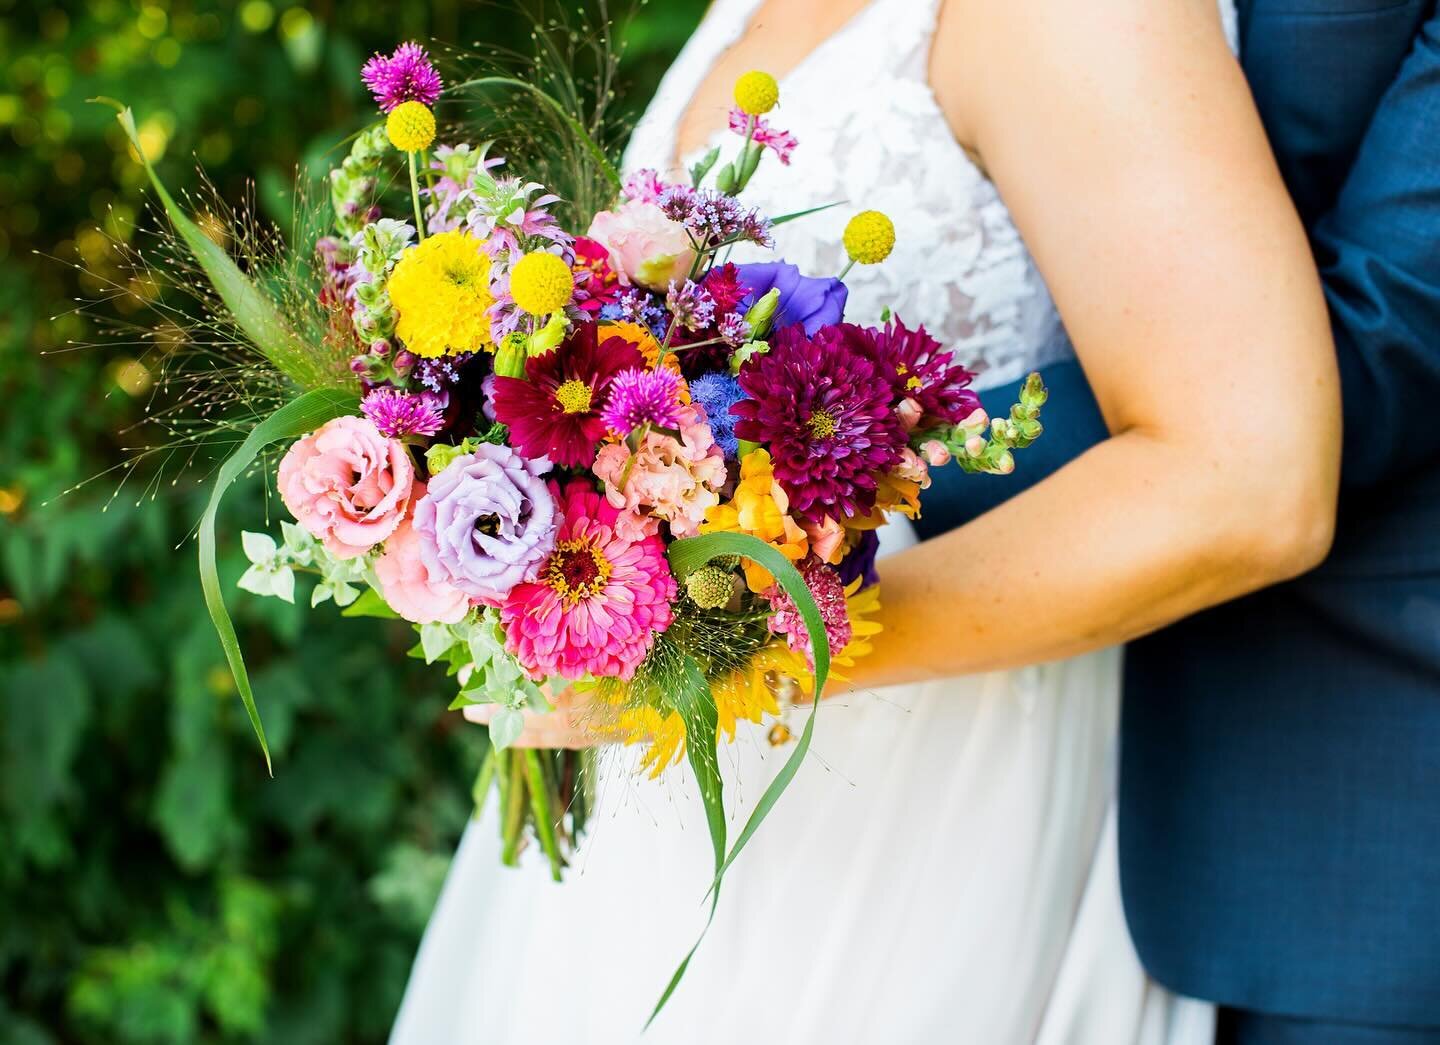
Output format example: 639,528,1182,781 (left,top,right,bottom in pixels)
510,251,575,316
842,210,896,266
386,101,435,152
388,230,495,357
733,70,779,116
